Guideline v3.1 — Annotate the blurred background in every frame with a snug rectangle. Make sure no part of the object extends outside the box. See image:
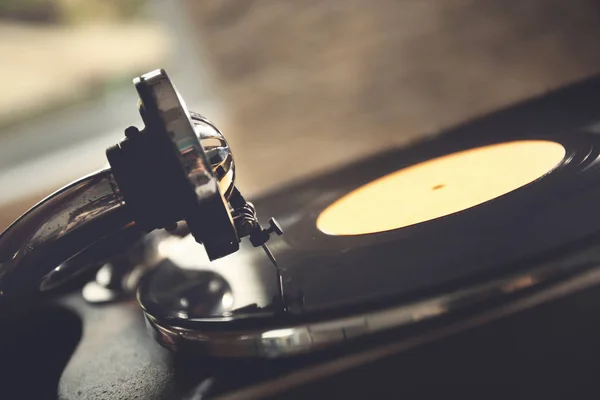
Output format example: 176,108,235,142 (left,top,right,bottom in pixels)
3,0,600,230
